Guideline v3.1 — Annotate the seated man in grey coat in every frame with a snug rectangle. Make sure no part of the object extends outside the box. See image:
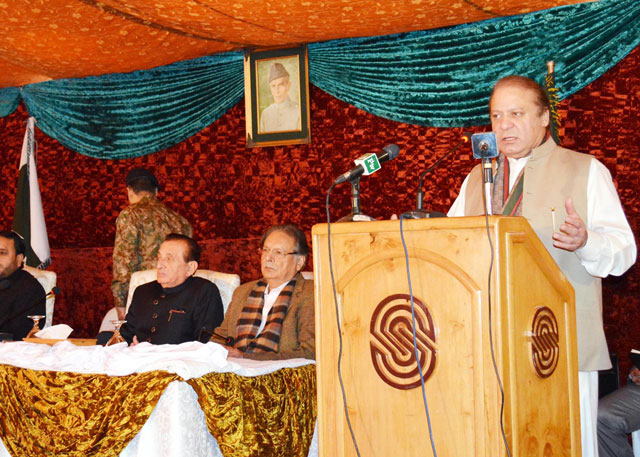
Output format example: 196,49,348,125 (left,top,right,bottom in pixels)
211,224,314,360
